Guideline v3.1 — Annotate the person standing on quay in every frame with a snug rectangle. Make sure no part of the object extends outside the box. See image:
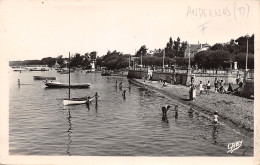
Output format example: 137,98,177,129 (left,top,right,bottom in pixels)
199,81,204,95
214,77,218,93
190,83,196,101
206,80,211,95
